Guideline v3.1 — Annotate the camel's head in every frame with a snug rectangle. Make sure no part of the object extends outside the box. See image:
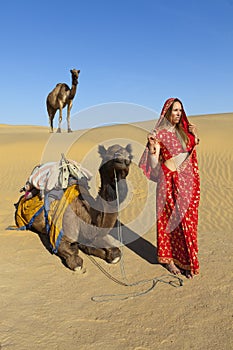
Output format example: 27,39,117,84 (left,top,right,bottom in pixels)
98,144,133,202
99,144,132,178
70,69,80,85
